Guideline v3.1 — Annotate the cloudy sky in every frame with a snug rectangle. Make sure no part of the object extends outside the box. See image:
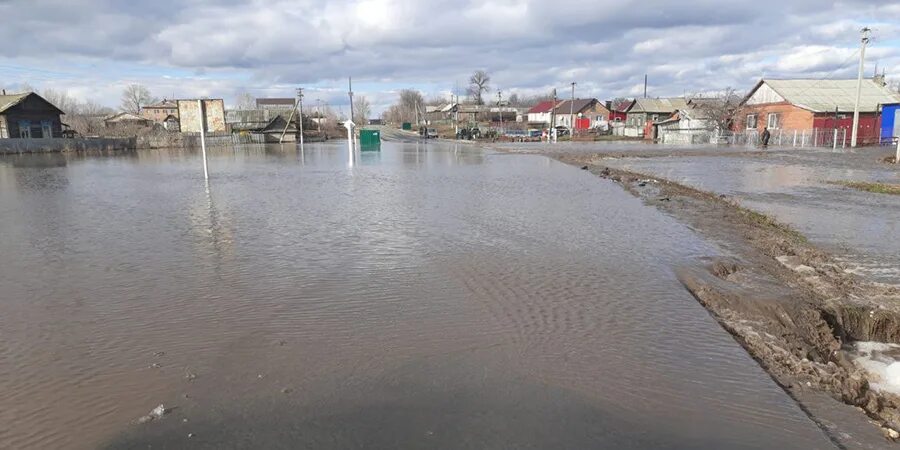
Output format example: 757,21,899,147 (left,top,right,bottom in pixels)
1,0,899,114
